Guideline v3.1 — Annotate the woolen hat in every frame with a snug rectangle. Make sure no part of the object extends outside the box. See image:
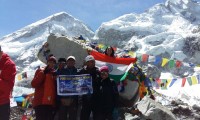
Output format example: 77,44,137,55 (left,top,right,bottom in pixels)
99,66,109,72
85,55,94,62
